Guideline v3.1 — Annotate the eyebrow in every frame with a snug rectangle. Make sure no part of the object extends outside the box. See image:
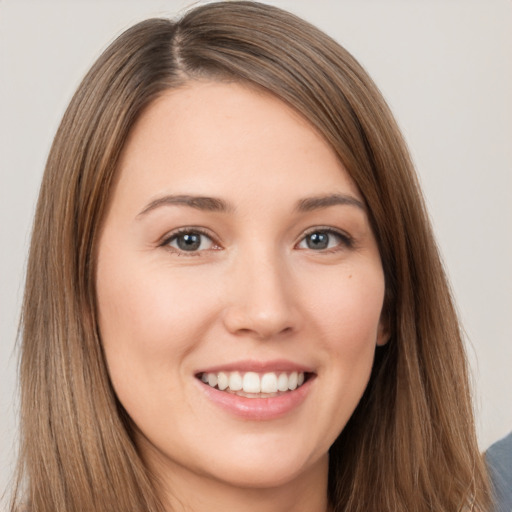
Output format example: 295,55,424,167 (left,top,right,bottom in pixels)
137,192,365,218
295,193,365,212
137,194,232,218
